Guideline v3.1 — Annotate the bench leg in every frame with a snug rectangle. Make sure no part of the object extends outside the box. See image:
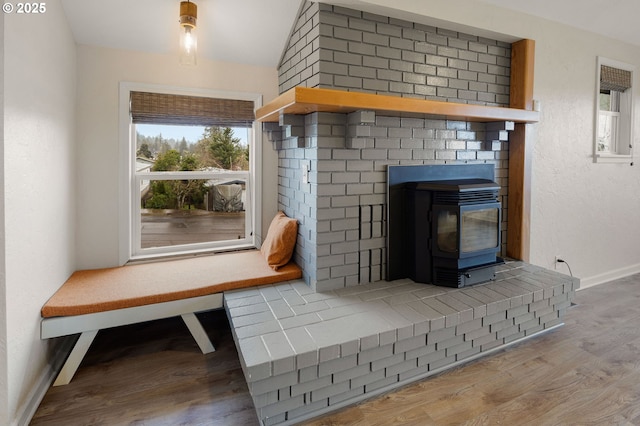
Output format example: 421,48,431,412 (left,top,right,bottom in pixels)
53,330,99,386
181,313,215,354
